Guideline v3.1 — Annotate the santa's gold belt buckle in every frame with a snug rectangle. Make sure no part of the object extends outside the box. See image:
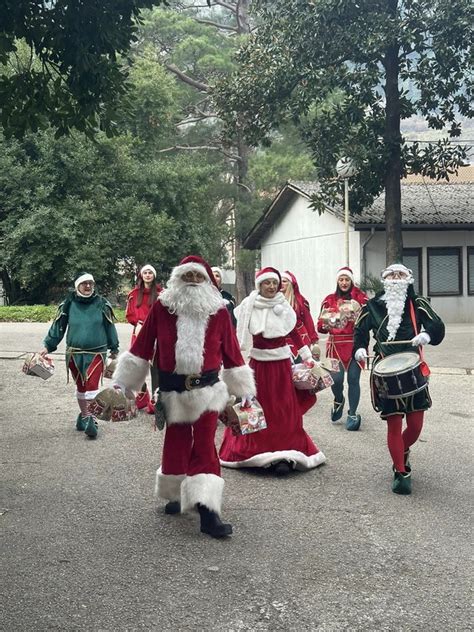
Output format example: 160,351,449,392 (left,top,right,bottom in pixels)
185,374,202,390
